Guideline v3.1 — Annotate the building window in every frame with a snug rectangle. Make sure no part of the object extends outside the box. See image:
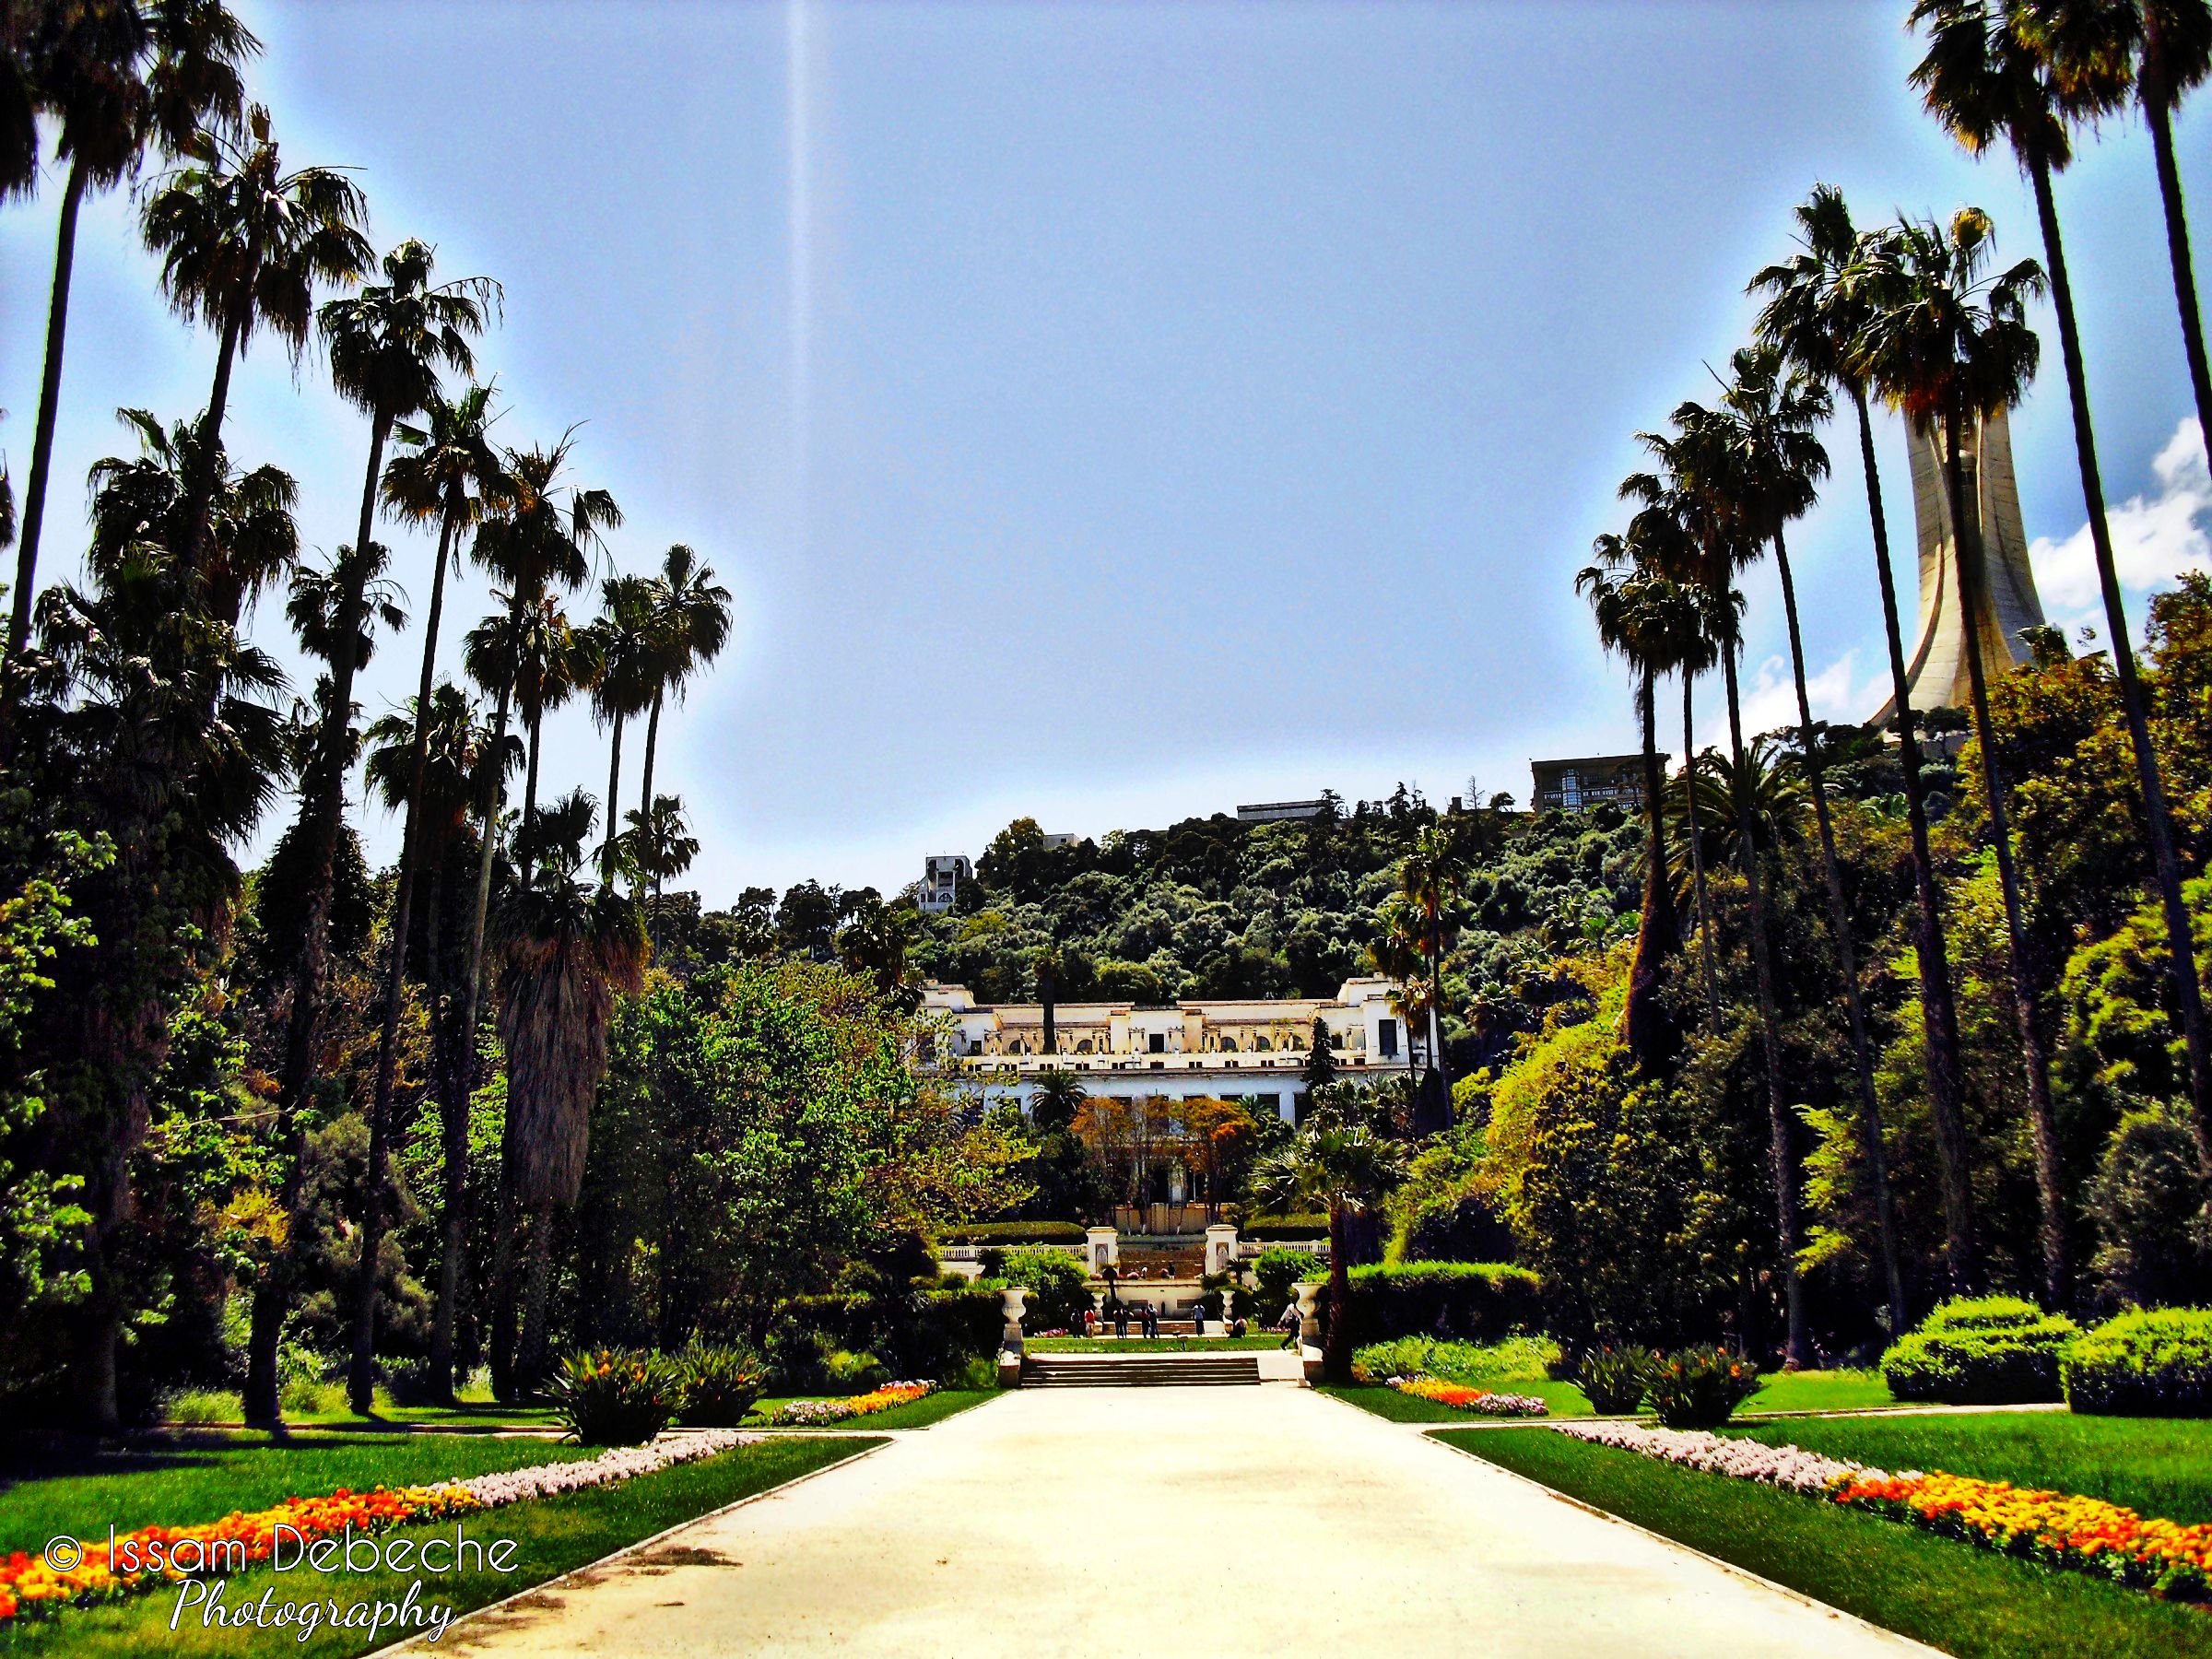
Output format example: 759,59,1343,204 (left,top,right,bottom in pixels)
1221,1037,1238,1053
1148,1032,1165,1053
1378,1018,1398,1059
